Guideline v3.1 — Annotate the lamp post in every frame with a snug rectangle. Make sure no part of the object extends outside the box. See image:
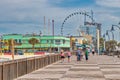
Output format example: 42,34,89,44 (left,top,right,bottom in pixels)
97,29,100,55
111,25,120,41
111,31,114,40
0,35,3,55
106,30,110,41
106,30,114,40
39,31,42,51
0,39,2,55
103,34,106,52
